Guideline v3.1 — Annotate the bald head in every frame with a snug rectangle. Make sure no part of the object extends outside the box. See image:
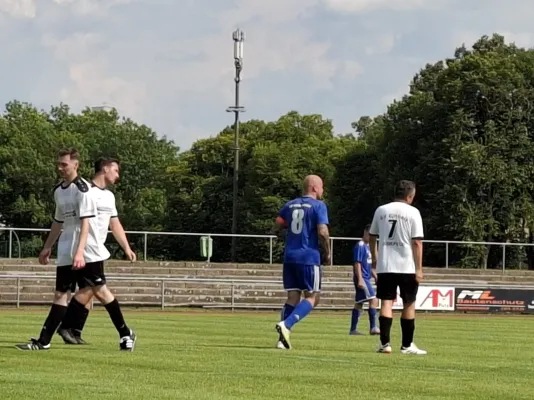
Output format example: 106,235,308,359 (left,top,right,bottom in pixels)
303,174,324,199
